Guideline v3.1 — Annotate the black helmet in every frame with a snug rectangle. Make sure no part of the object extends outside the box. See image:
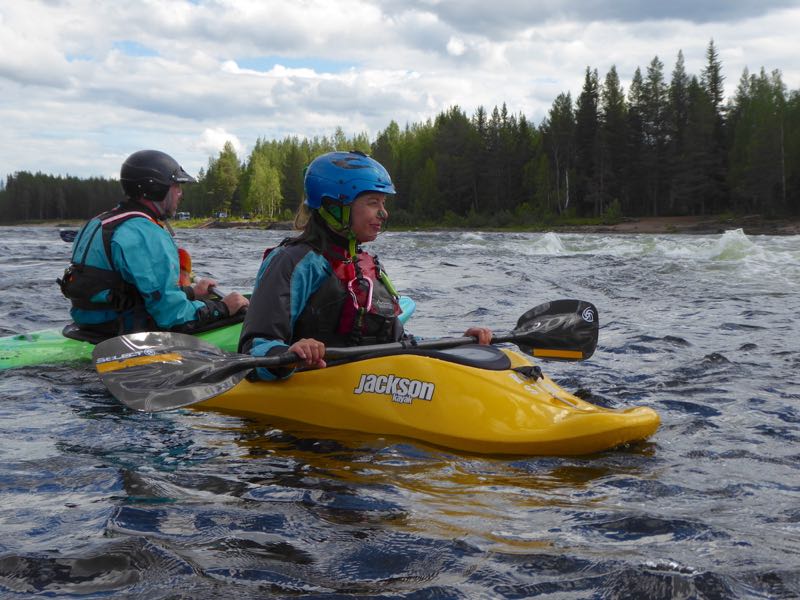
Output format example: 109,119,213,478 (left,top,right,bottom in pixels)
120,149,196,202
